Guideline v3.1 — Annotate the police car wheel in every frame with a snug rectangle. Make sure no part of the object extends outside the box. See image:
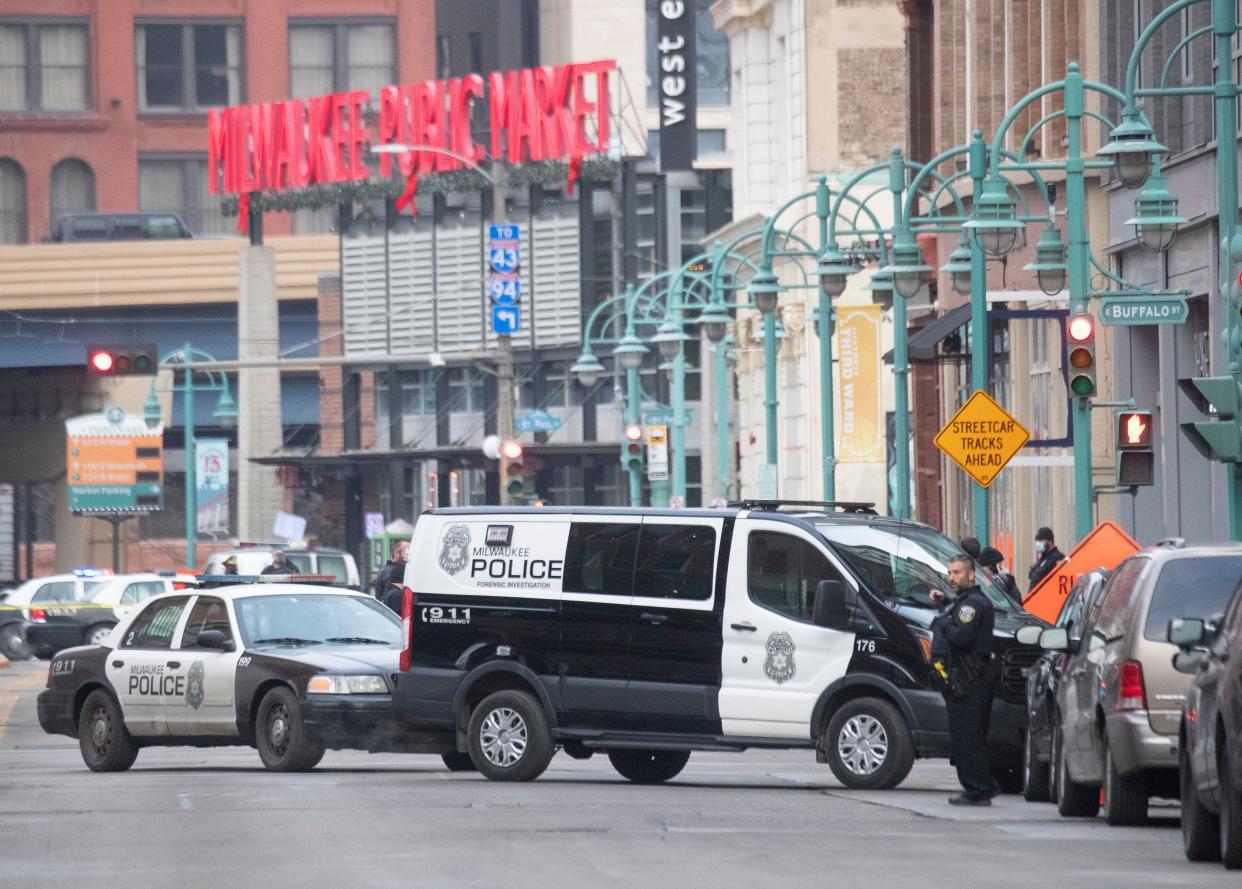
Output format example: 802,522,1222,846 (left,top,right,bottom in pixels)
607,749,691,784
441,751,478,772
1023,729,1052,801
78,689,138,772
0,624,31,661
85,623,115,647
823,697,914,790
255,687,325,772
466,689,554,782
